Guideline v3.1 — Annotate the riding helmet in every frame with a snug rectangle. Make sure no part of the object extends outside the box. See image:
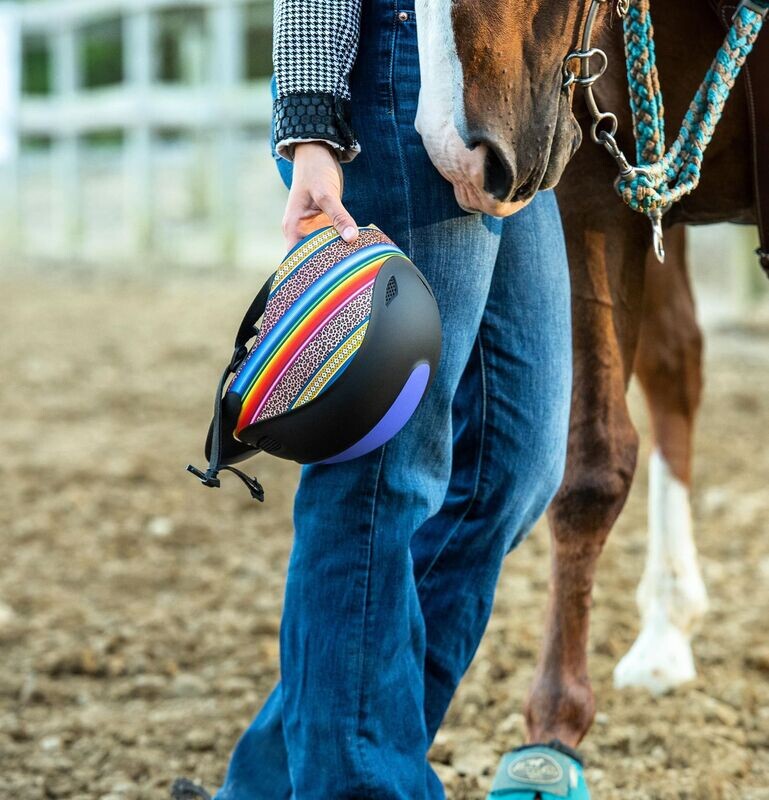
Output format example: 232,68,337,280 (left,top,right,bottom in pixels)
188,224,442,500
